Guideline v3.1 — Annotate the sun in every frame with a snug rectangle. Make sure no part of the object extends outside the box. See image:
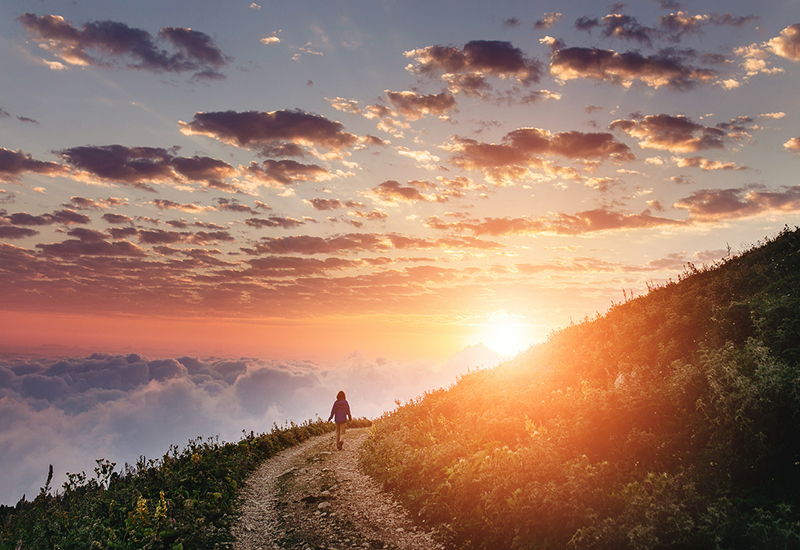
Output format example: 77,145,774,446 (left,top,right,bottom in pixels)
478,319,532,358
